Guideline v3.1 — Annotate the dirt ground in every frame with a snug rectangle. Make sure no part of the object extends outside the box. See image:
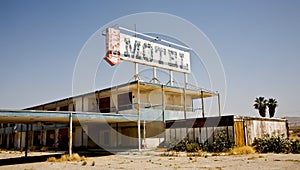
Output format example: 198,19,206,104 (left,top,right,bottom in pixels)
0,151,299,170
